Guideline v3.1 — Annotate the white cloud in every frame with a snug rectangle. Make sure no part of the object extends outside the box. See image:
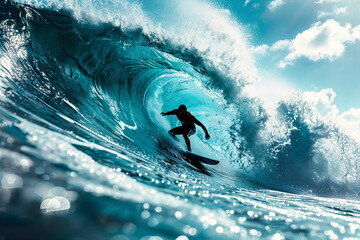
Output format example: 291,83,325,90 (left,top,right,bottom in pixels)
301,89,360,142
274,19,360,67
252,44,270,54
268,0,285,11
252,40,291,55
303,88,339,120
315,0,341,4
252,20,360,67
318,7,347,18
252,19,360,65
352,25,360,41
338,108,360,141
334,7,347,14
300,88,360,142
270,39,292,51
